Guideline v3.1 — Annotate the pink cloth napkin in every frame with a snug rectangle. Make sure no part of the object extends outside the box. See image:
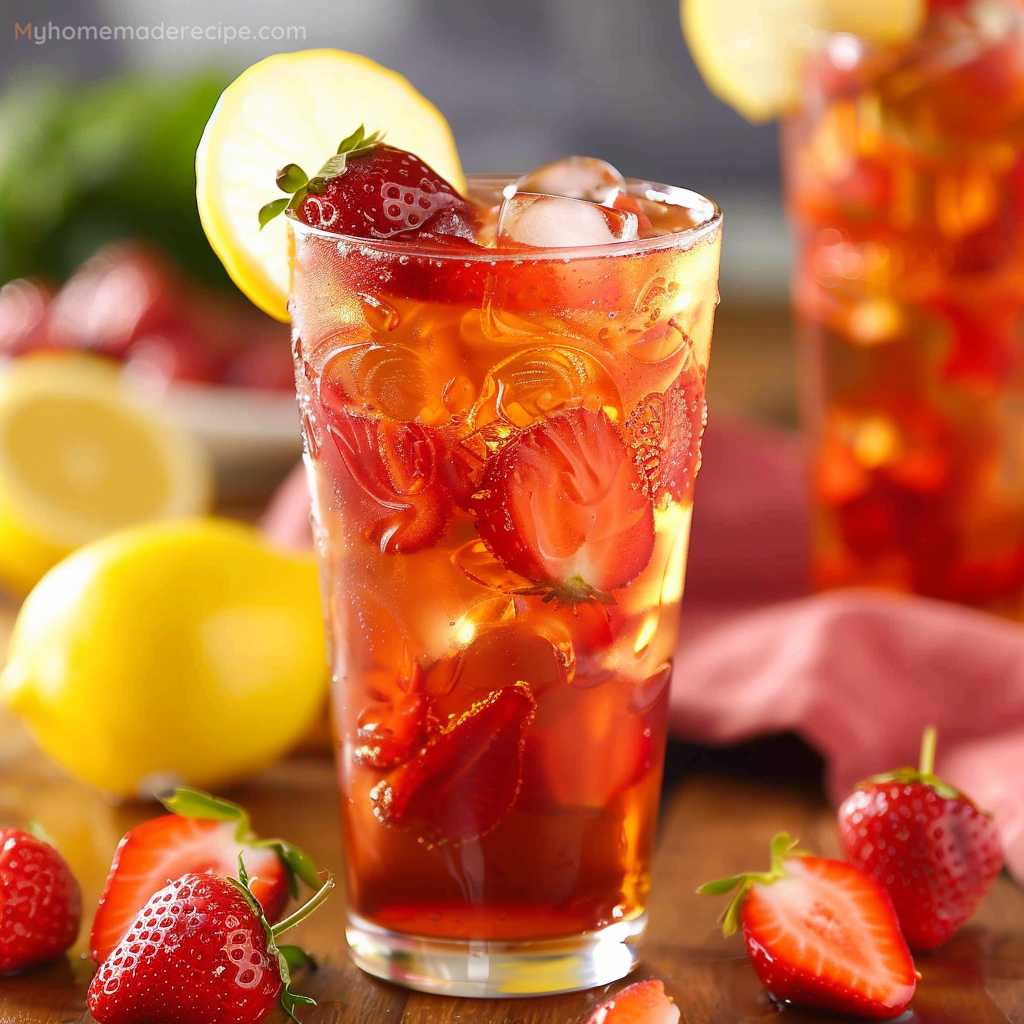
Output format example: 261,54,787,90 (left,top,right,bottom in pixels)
262,417,1024,886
